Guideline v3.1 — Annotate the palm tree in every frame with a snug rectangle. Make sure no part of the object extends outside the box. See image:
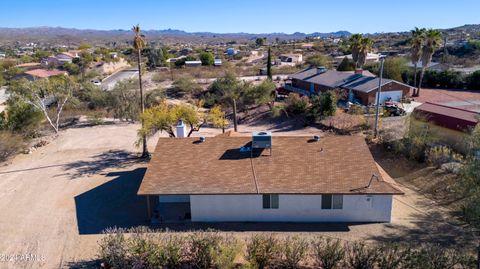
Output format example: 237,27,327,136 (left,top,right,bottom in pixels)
357,37,374,68
349,34,363,68
416,29,442,97
410,27,426,95
132,24,149,158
